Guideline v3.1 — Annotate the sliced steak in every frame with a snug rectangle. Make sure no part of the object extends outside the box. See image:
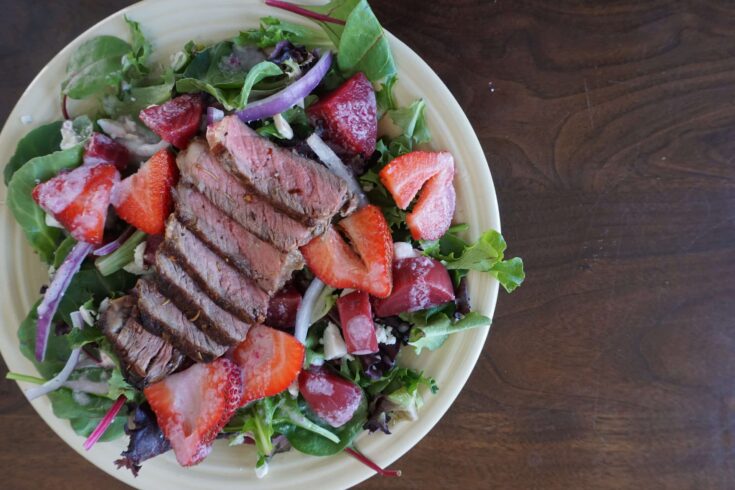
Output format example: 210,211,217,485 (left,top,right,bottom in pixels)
99,296,183,387
177,139,323,251
154,250,251,345
164,216,269,323
207,116,352,224
135,279,228,362
174,184,303,293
